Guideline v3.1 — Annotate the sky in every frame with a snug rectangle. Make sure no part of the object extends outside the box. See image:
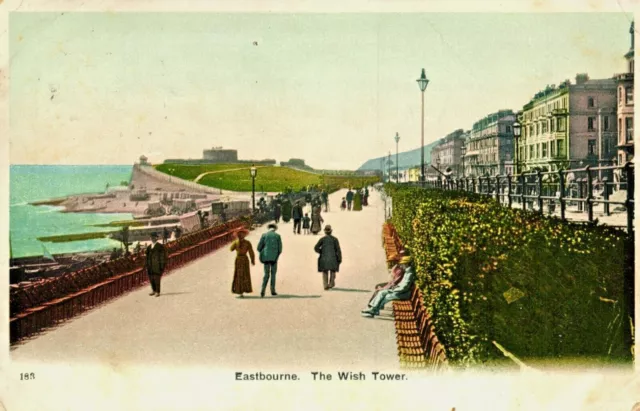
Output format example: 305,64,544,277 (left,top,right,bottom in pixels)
9,12,633,169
